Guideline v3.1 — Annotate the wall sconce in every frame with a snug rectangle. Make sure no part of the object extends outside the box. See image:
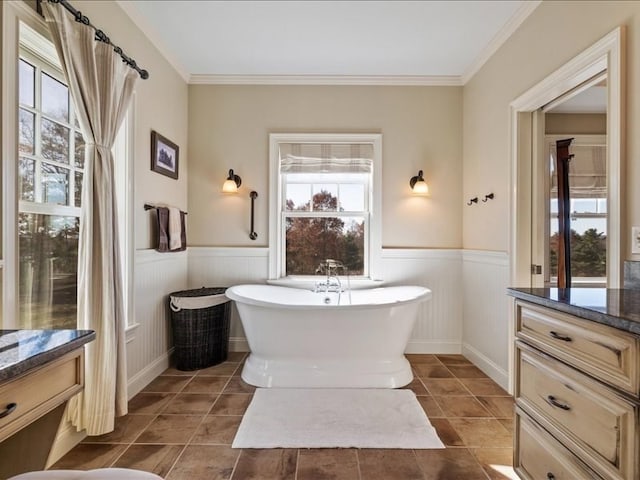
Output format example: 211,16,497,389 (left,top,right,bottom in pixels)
222,169,242,193
409,170,429,195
